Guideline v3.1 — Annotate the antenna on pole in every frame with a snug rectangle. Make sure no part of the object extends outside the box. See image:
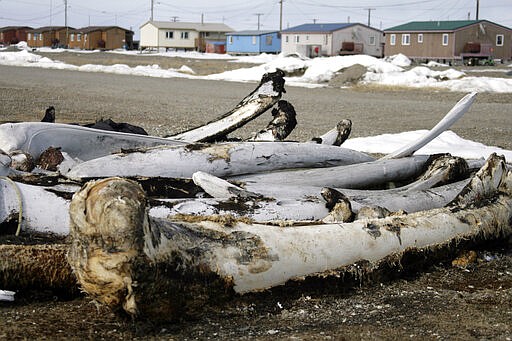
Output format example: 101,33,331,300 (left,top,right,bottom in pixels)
365,8,375,27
